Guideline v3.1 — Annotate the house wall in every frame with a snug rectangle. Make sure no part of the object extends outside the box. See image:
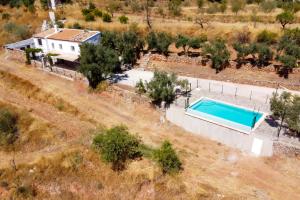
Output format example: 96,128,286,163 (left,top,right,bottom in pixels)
33,38,80,55
33,32,101,56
